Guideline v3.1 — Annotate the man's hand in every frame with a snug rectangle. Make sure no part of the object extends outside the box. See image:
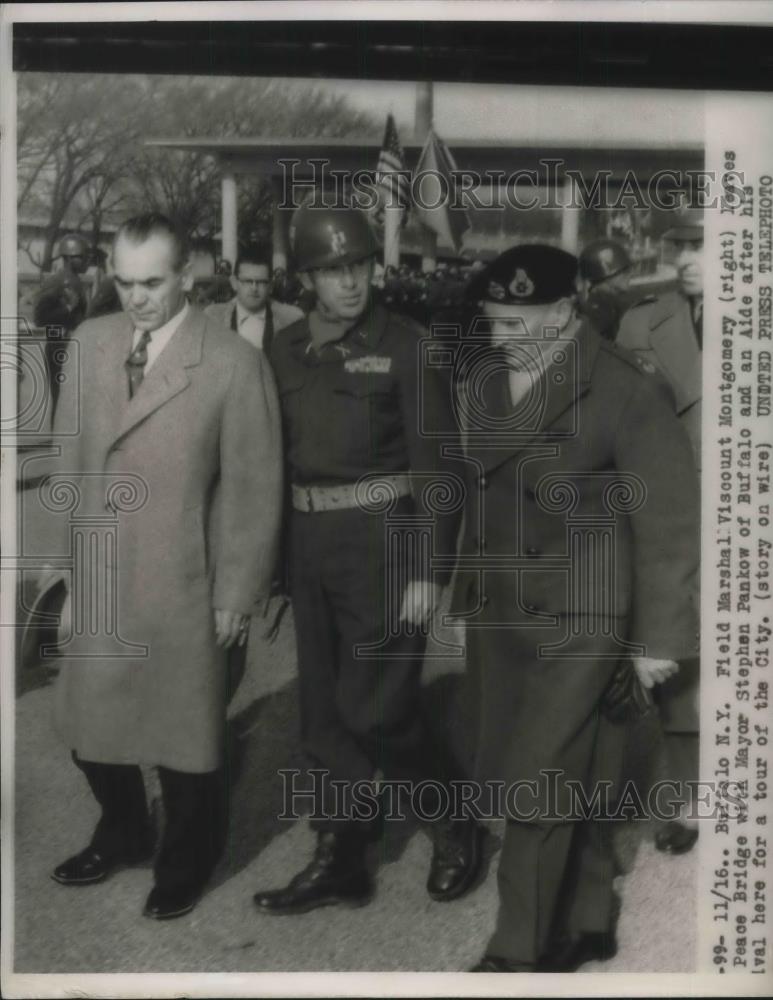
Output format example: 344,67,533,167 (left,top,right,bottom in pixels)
214,609,250,649
398,580,443,630
633,656,679,689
